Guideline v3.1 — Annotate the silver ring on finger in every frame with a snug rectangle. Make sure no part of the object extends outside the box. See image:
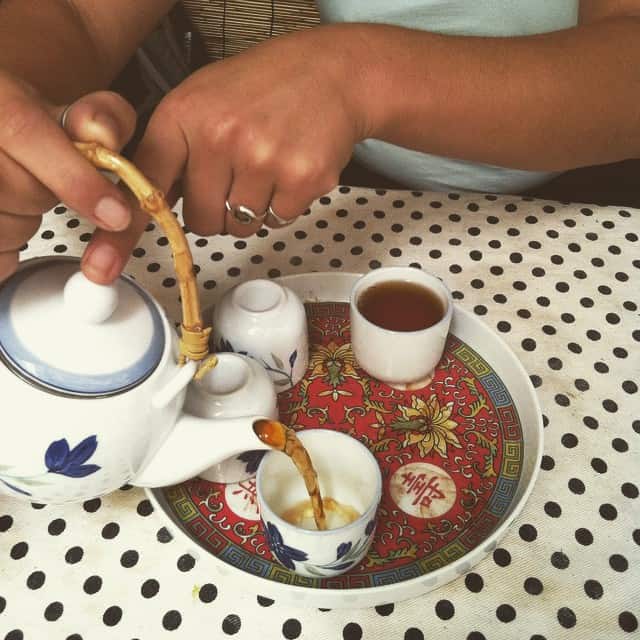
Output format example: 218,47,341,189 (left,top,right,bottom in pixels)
224,200,266,225
266,205,295,227
59,103,74,130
